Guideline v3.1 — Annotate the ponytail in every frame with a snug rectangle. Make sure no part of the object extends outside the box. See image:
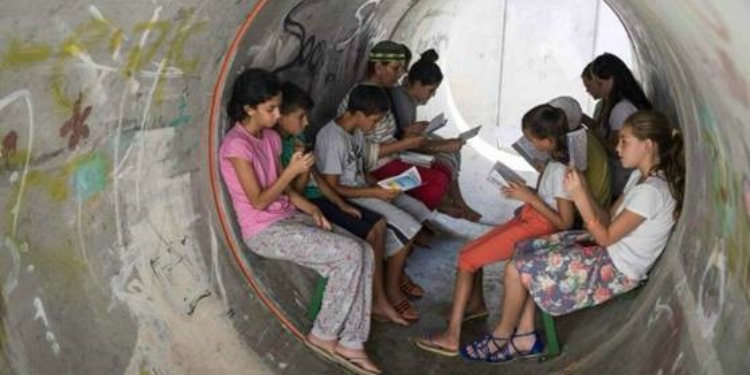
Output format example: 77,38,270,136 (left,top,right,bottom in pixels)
624,111,685,219
661,129,685,219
